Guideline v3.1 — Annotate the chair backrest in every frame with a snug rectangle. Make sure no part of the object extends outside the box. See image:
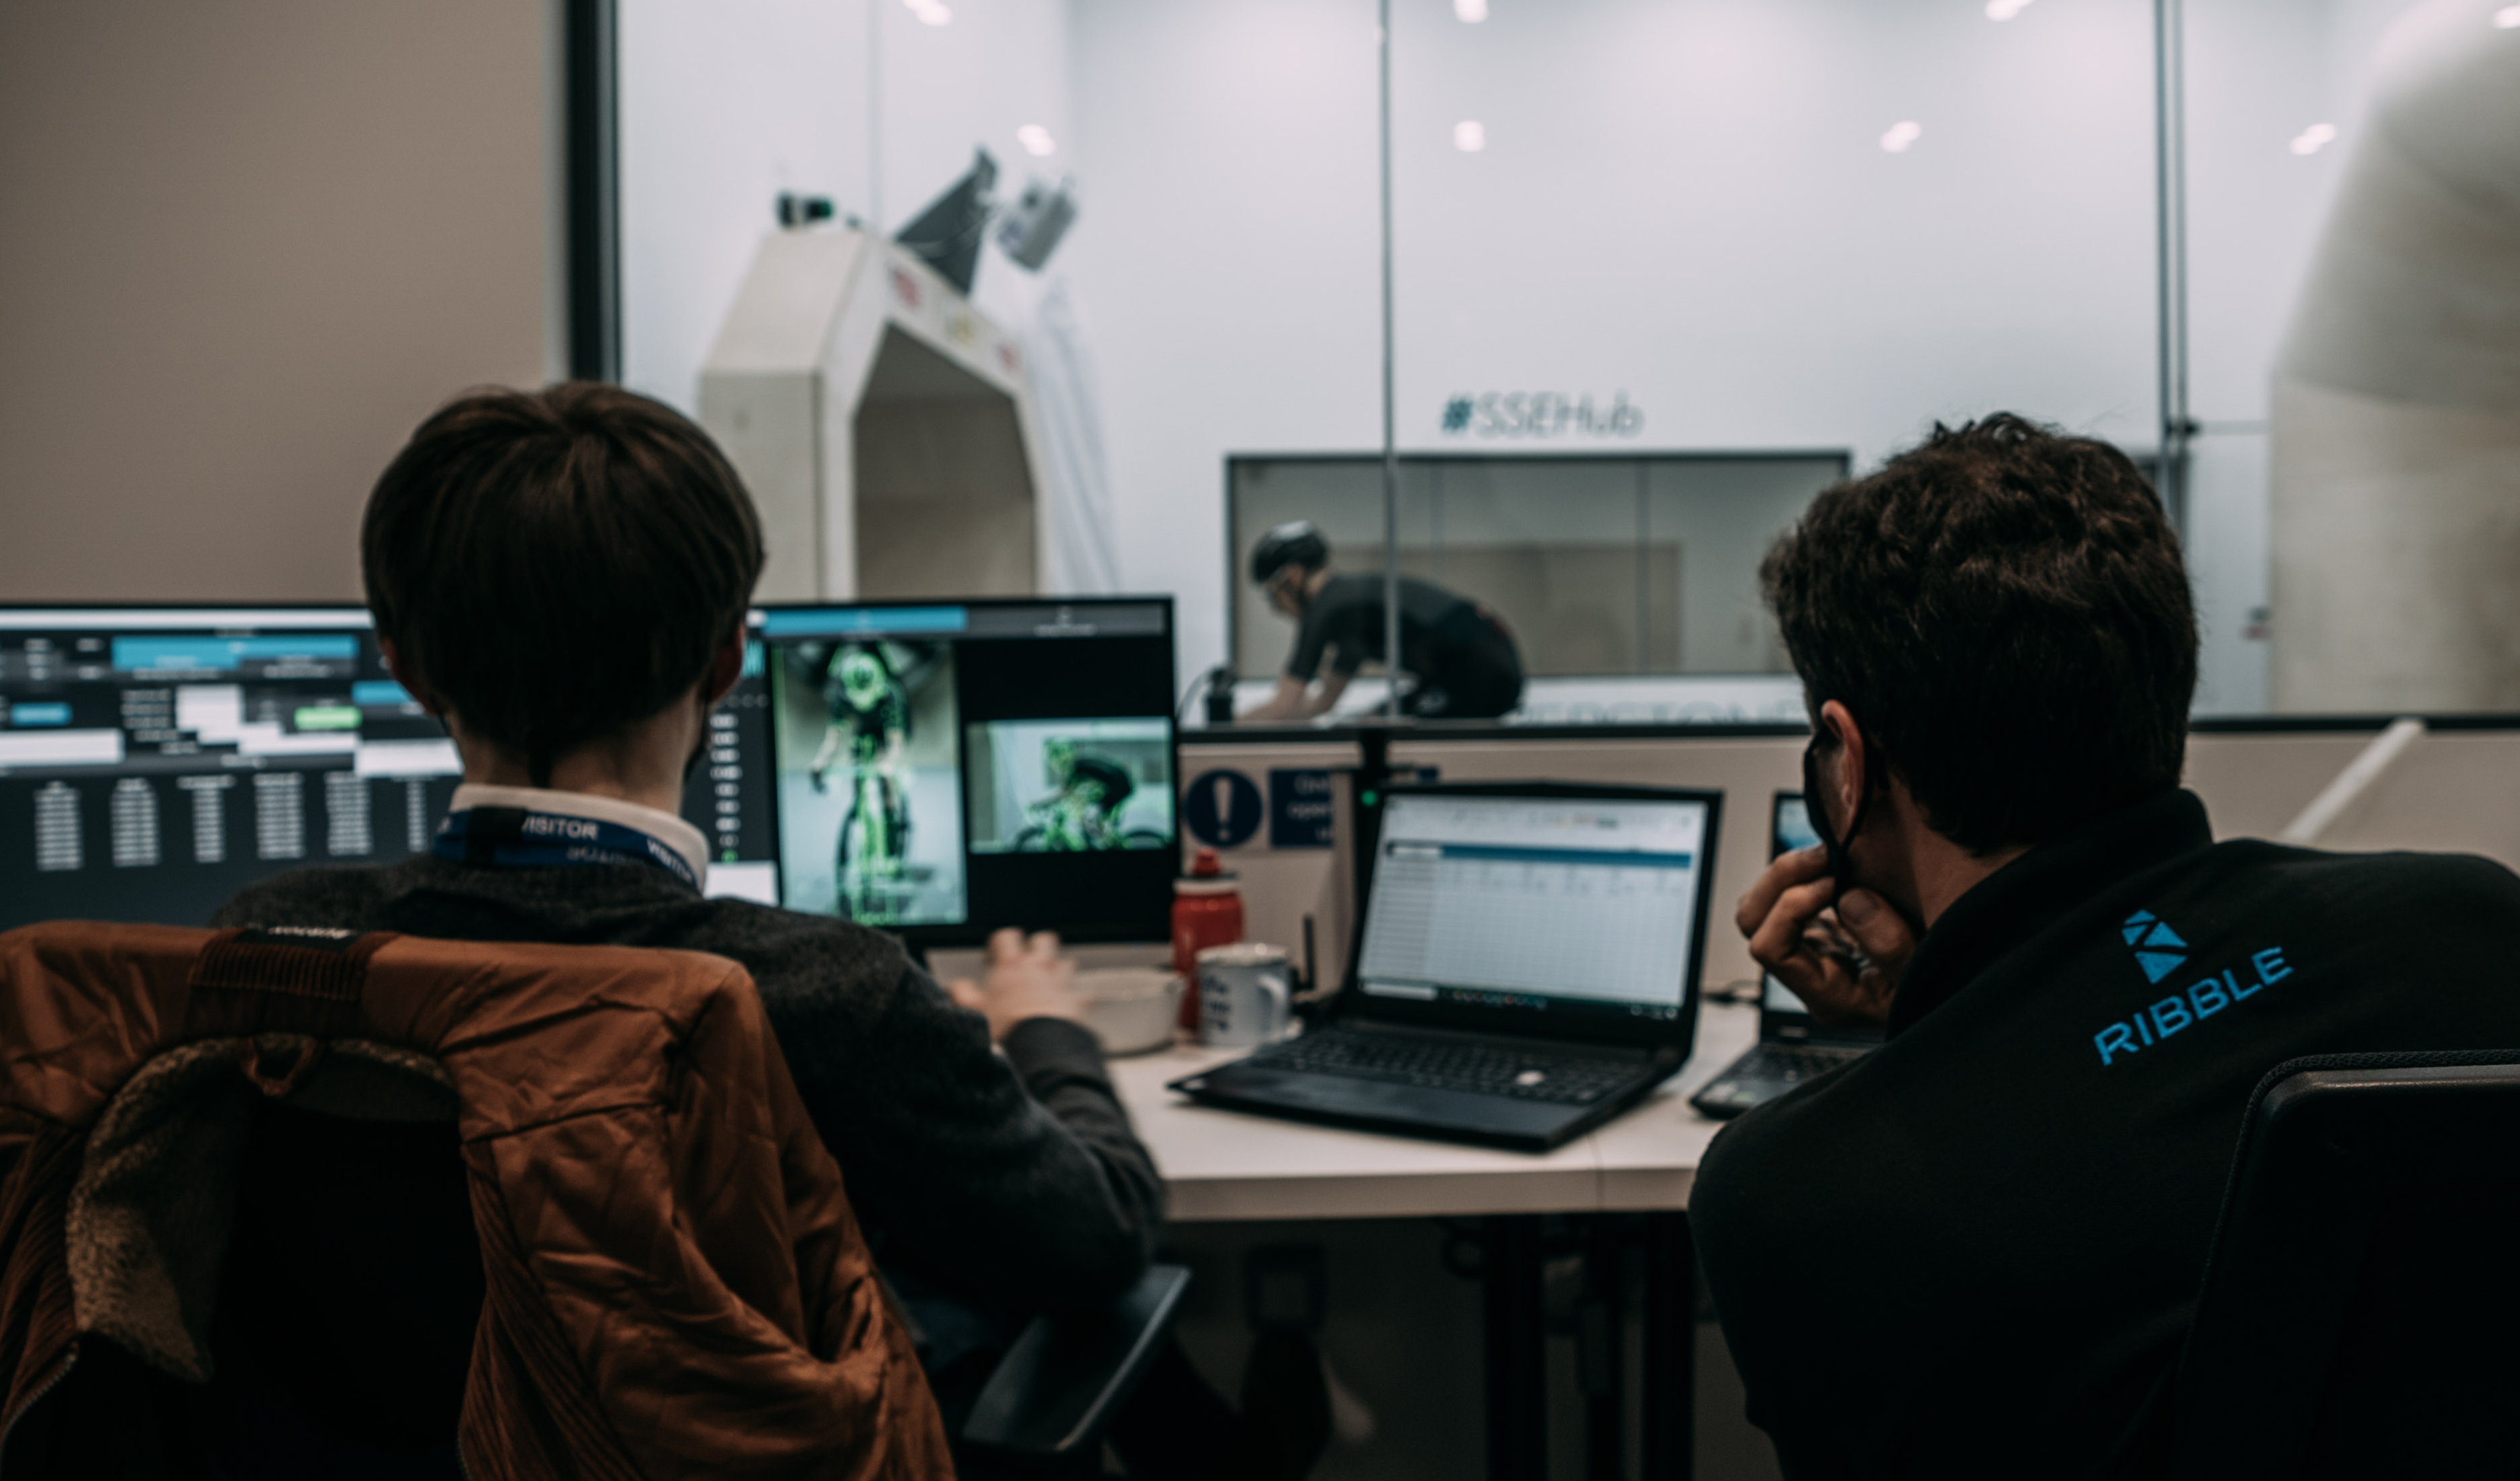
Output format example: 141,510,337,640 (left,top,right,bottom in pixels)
2166,1050,2520,1481
207,1095,482,1466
